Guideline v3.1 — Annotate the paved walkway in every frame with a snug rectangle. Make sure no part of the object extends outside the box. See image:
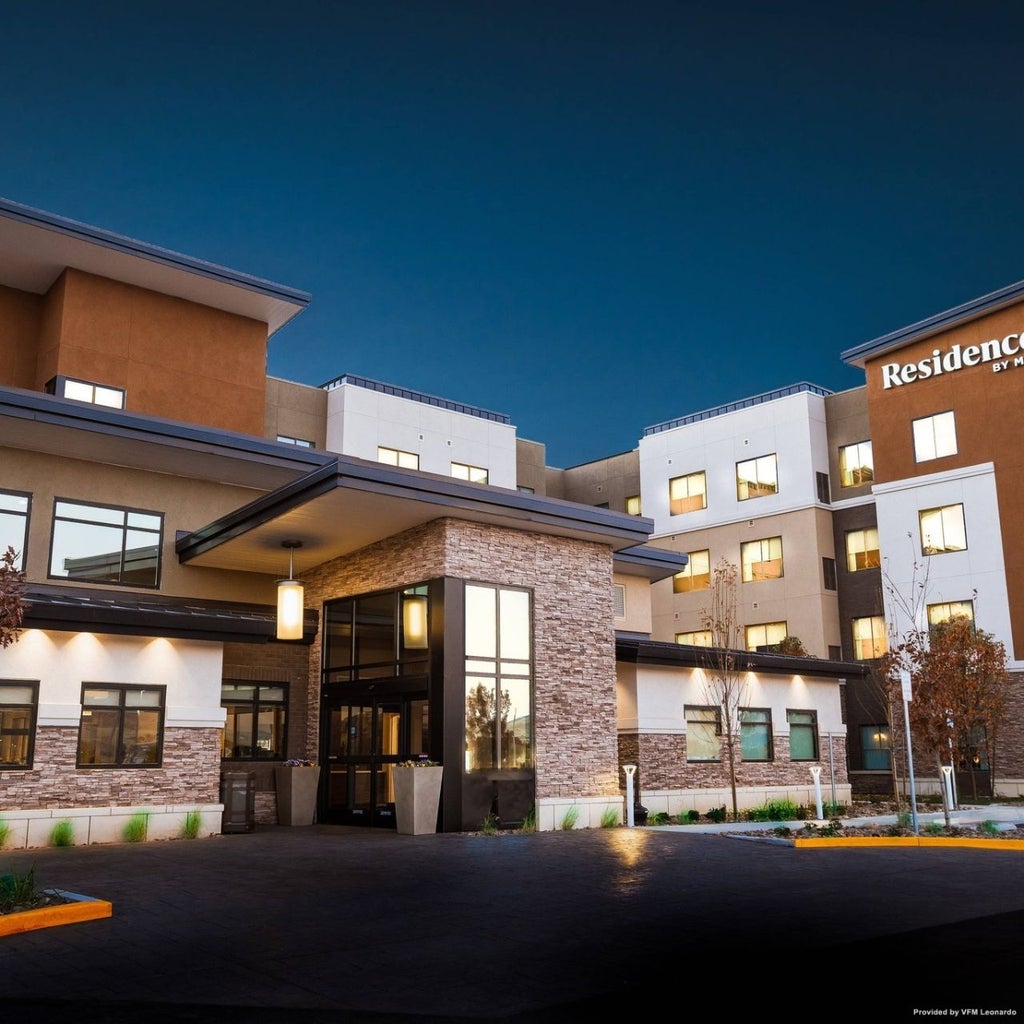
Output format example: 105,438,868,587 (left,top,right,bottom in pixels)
2,812,1024,1023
